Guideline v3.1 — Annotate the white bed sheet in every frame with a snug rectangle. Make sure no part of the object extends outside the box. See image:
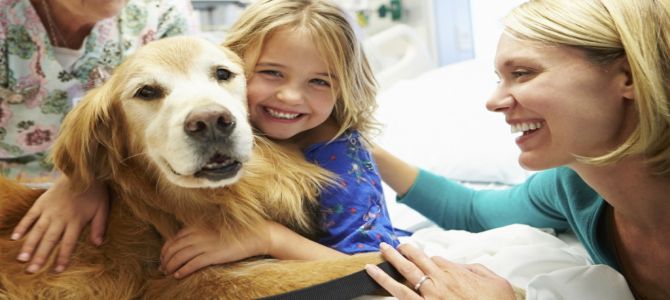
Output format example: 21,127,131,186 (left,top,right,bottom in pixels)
356,224,634,300
370,60,634,299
